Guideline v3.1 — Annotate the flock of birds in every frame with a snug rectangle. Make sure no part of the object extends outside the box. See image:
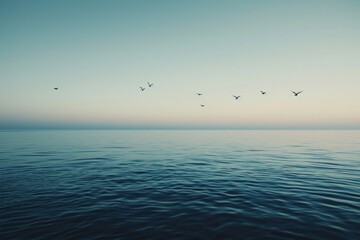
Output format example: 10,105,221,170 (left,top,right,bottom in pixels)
195,91,303,107
136,83,303,108
53,84,303,108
